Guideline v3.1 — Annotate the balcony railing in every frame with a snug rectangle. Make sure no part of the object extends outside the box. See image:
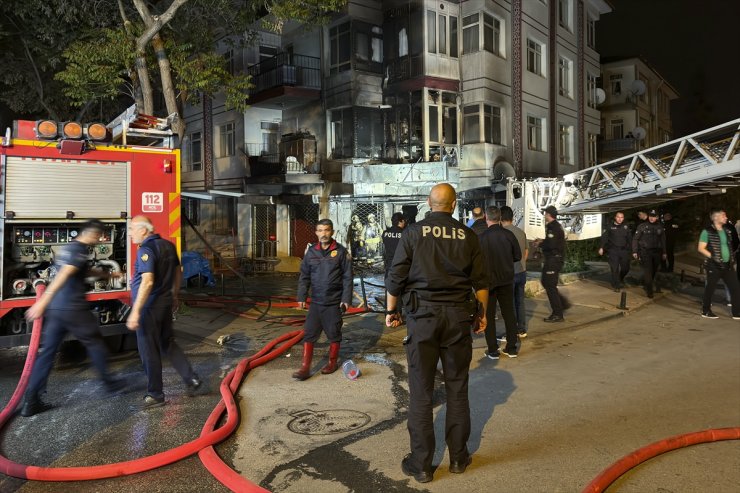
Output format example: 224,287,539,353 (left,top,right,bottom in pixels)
386,55,424,84
247,53,321,94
